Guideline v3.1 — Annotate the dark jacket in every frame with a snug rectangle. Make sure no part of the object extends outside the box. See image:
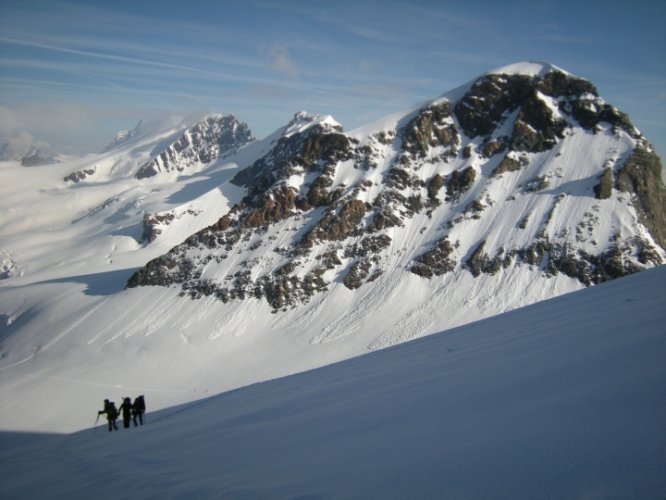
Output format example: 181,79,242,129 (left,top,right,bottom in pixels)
99,400,118,420
119,398,132,417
